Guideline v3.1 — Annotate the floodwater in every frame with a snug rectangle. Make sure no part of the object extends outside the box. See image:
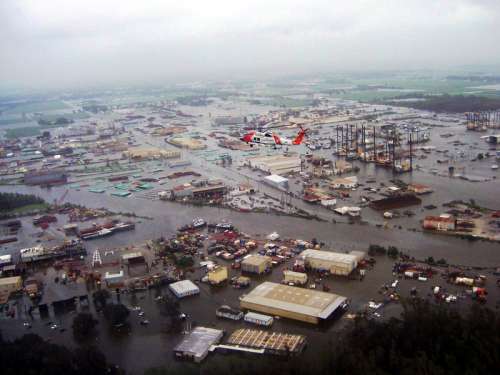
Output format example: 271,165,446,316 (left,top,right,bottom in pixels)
1,100,500,374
